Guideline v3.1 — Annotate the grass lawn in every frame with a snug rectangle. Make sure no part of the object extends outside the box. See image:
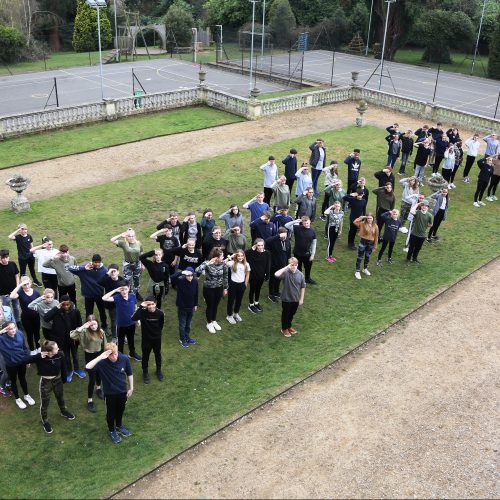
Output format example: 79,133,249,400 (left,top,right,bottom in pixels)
0,107,244,169
0,125,498,499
